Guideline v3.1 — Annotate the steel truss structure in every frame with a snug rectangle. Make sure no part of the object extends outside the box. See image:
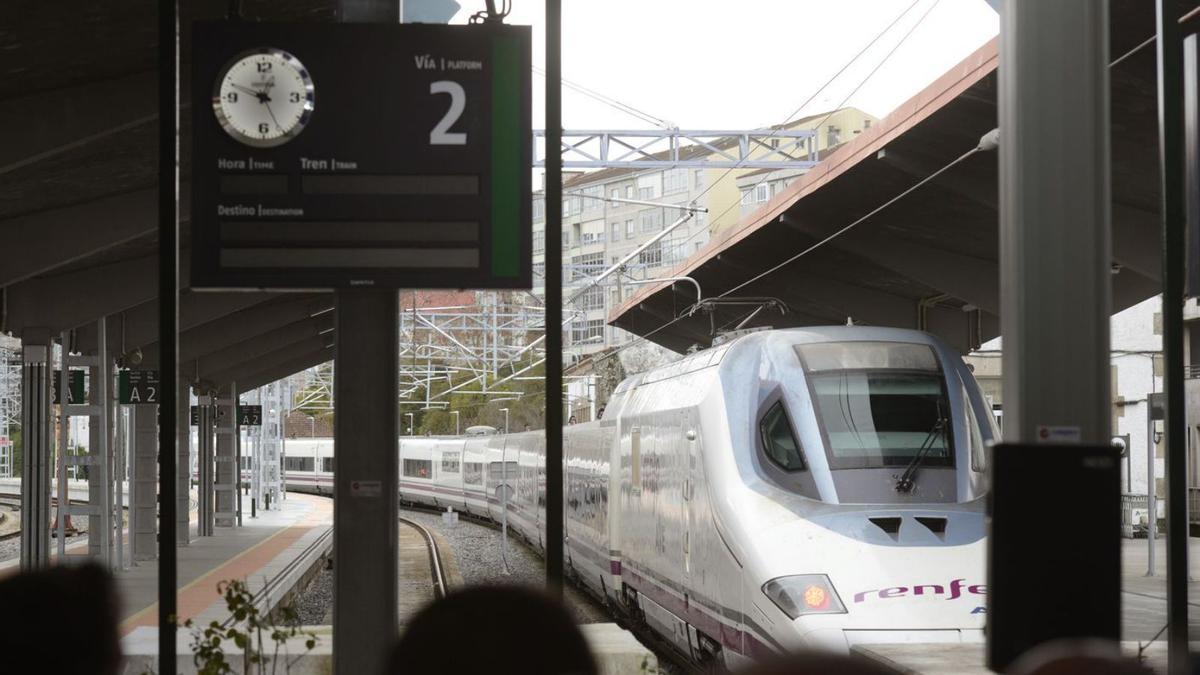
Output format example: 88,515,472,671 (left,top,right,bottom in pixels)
0,339,18,477
535,128,822,169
